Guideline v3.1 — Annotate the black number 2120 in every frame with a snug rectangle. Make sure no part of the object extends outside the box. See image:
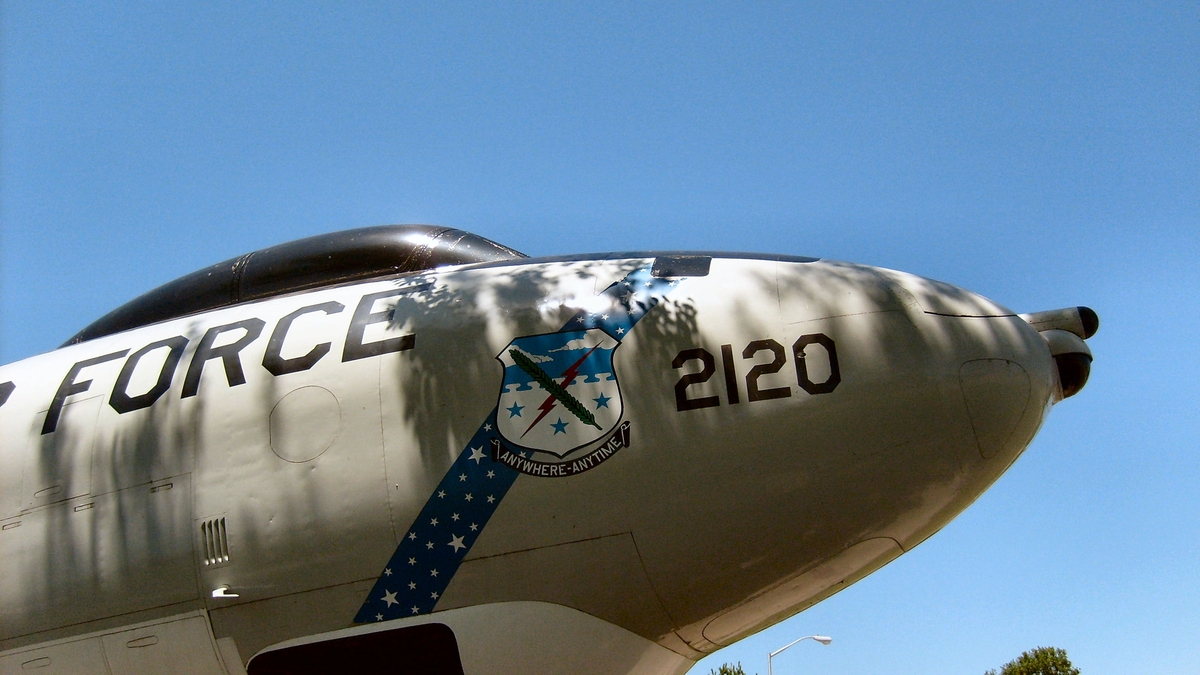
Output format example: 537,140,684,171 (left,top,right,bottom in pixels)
672,334,840,412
